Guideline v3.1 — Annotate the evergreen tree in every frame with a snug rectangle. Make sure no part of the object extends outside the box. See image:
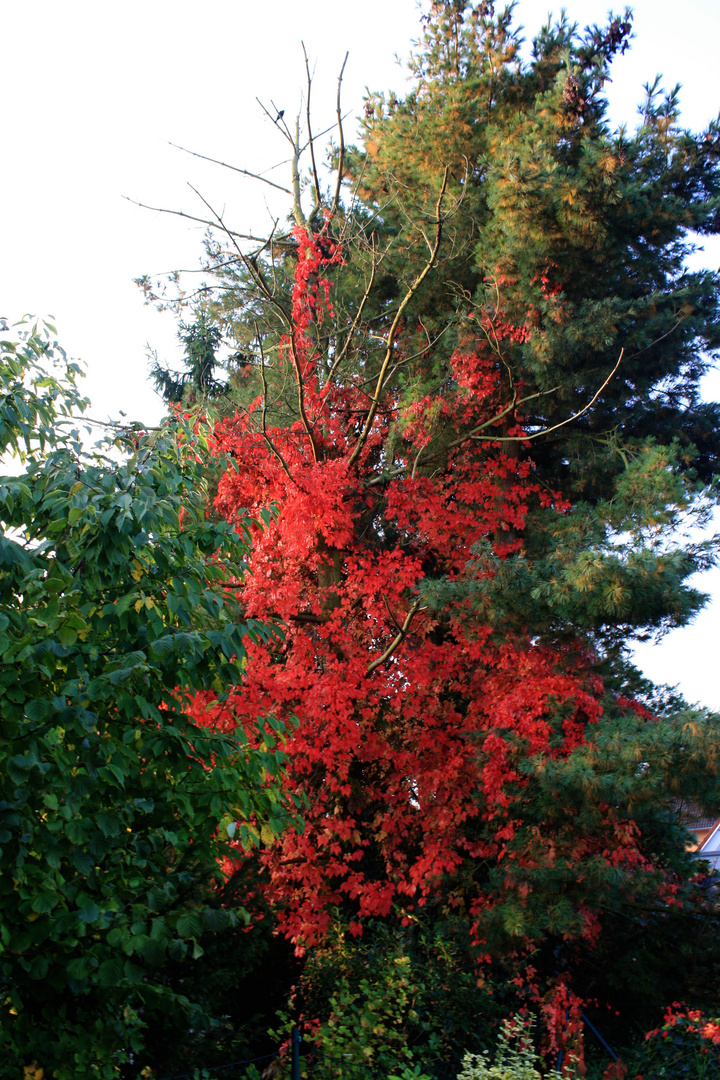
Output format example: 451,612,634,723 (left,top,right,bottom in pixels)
150,306,225,404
